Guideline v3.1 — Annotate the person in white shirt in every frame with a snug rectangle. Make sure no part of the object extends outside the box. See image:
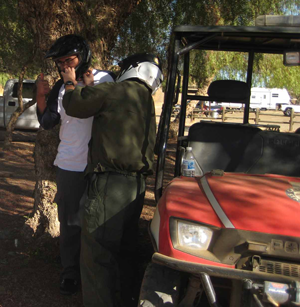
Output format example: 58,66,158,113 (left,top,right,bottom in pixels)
36,34,115,296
